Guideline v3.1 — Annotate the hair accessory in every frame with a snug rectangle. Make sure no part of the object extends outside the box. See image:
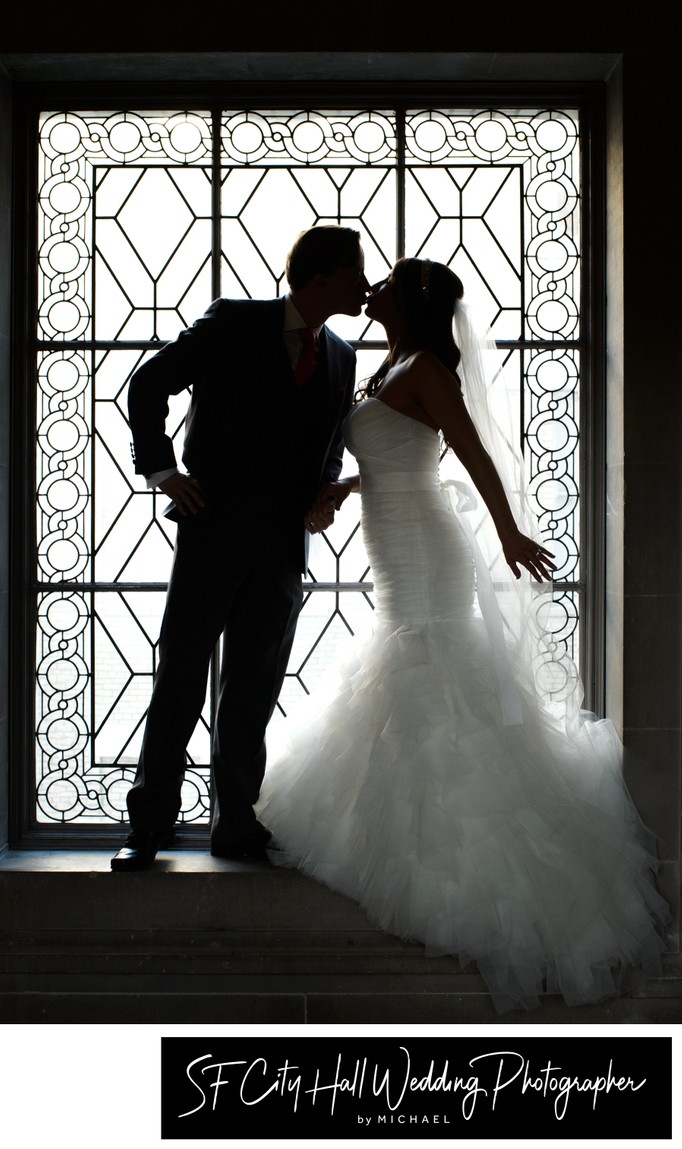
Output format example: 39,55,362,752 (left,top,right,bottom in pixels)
420,259,432,302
